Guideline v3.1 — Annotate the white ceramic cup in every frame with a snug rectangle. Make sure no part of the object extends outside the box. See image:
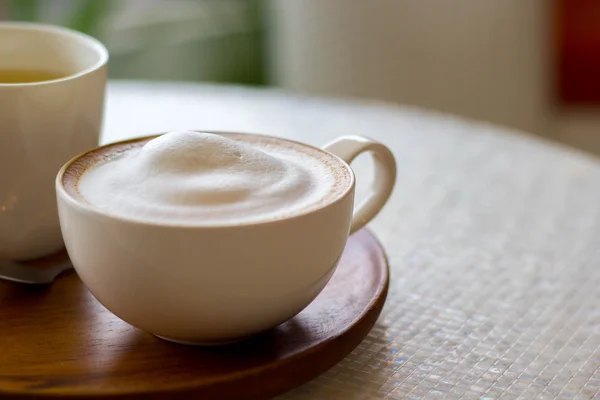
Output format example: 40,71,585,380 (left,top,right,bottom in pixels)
56,132,396,345
0,22,108,261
